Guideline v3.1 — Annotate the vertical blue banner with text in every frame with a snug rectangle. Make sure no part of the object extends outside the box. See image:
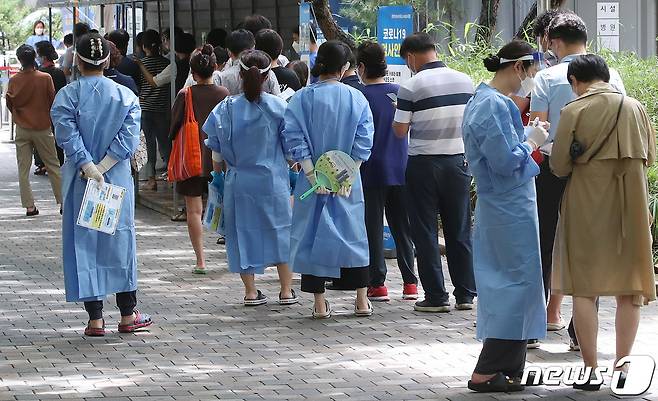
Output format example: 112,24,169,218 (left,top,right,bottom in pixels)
377,5,414,84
